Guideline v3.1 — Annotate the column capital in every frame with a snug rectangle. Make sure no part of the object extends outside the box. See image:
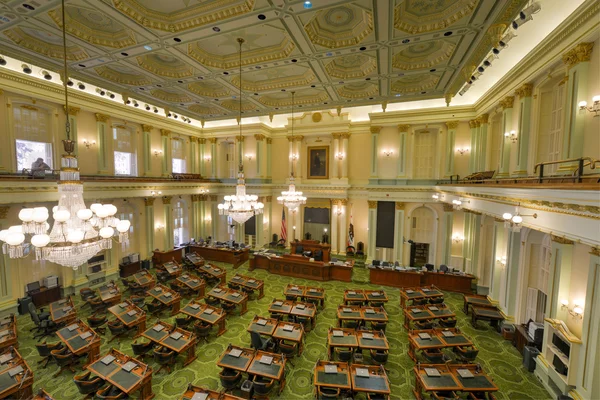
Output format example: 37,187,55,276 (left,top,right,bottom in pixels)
64,106,80,116
499,96,514,110
191,194,200,202
398,124,410,132
475,120,481,128
445,121,459,129
340,132,351,139
141,124,153,132
367,200,377,209
562,42,594,69
235,136,245,143
144,198,155,206
370,126,382,134
468,120,478,129
95,113,109,122
254,134,265,141
0,89,3,96
209,195,218,201
395,202,405,210
331,132,342,139
162,196,172,205
0,206,9,219
209,137,218,144
190,136,198,143
198,138,206,144
477,114,489,124
265,196,272,203
551,235,574,245
160,129,171,137
442,203,453,212
514,83,533,98
295,135,304,142
590,247,600,257
266,138,272,144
